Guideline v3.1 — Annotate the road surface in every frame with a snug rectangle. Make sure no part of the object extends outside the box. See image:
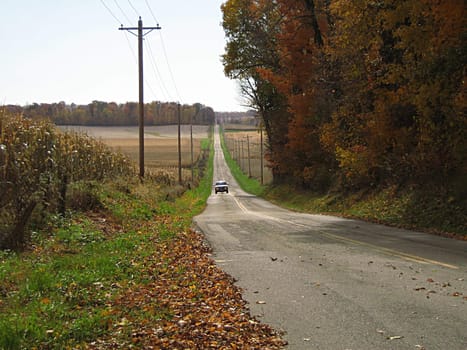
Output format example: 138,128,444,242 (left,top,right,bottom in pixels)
193,126,467,350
